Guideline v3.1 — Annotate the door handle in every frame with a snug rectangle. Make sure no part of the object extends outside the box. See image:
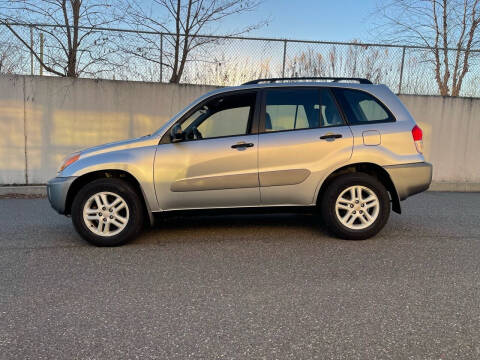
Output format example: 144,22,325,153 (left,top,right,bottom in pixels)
231,142,254,149
320,133,342,141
